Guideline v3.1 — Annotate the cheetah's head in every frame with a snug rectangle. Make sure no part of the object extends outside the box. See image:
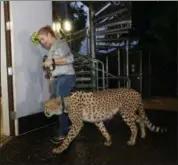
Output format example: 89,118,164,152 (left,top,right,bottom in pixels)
44,91,93,118
44,98,62,118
